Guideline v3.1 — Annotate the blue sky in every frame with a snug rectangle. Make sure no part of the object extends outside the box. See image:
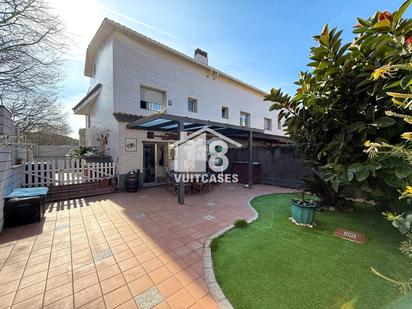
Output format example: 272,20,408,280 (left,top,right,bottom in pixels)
55,0,409,137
